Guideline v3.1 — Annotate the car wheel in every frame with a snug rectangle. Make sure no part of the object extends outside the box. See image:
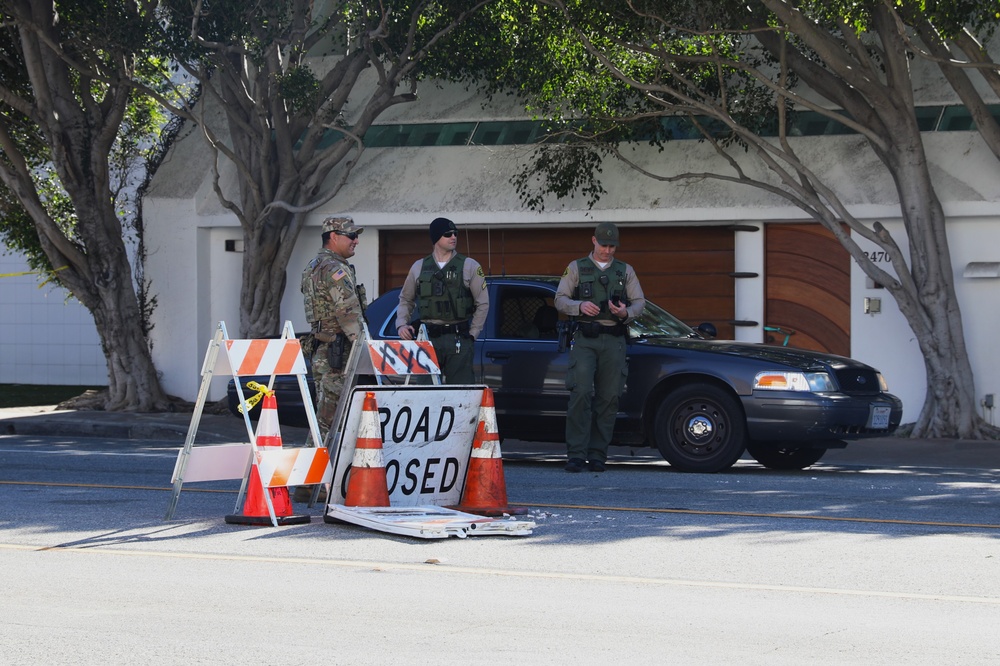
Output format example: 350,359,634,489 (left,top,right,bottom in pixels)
746,441,827,470
653,384,746,472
